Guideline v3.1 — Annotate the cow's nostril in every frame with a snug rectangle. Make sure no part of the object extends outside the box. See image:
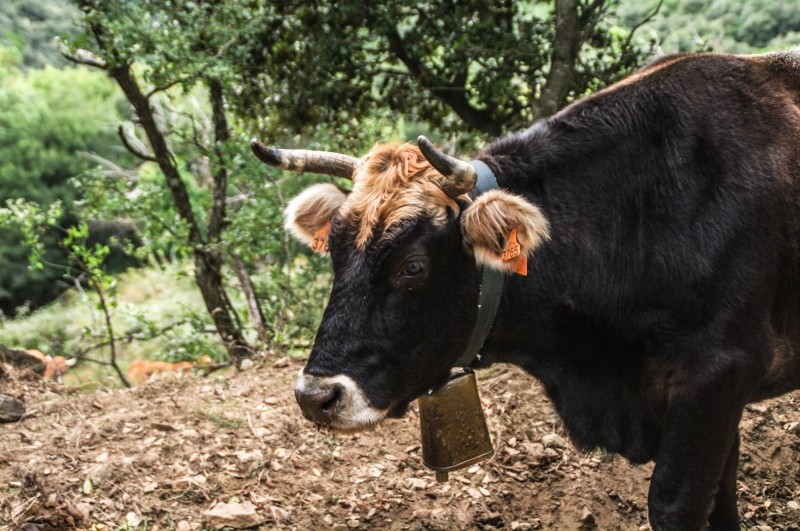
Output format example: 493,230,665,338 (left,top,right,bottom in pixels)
320,384,342,415
295,382,345,425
